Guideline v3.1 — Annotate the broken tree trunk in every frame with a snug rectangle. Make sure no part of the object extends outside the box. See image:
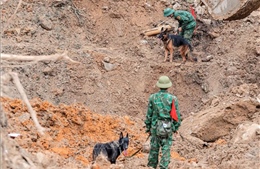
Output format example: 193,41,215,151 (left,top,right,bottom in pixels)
141,25,172,36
